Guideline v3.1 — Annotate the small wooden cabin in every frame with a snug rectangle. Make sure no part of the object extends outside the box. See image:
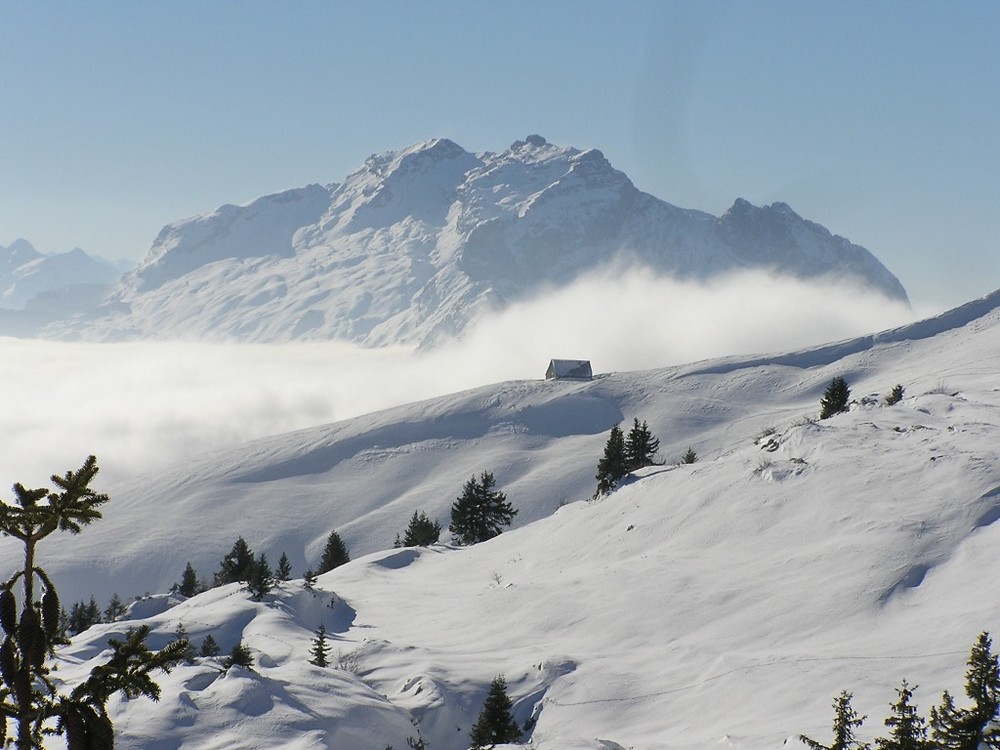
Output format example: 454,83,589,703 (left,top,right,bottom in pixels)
545,359,593,380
